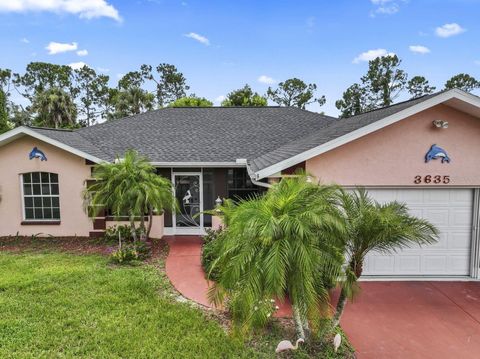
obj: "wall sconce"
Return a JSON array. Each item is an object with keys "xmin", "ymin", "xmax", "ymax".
[{"xmin": 433, "ymin": 119, "xmax": 449, "ymax": 129}]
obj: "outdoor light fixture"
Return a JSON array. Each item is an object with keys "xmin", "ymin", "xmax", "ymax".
[{"xmin": 433, "ymin": 119, "xmax": 449, "ymax": 129}]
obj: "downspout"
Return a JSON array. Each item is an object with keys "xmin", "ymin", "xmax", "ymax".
[{"xmin": 236, "ymin": 158, "xmax": 272, "ymax": 189}]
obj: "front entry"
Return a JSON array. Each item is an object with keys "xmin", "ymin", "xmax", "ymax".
[{"xmin": 173, "ymin": 172, "xmax": 204, "ymax": 235}]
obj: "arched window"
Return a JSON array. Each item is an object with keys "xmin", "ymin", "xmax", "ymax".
[{"xmin": 21, "ymin": 172, "xmax": 60, "ymax": 221}]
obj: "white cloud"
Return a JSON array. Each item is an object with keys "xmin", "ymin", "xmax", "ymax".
[
  {"xmin": 214, "ymin": 95, "xmax": 225, "ymax": 104},
  {"xmin": 68, "ymin": 61, "xmax": 88, "ymax": 70},
  {"xmin": 409, "ymin": 45, "xmax": 430, "ymax": 54},
  {"xmin": 20, "ymin": 37, "xmax": 29, "ymax": 43},
  {"xmin": 0, "ymin": 0, "xmax": 121, "ymax": 22},
  {"xmin": 353, "ymin": 48, "xmax": 395, "ymax": 63},
  {"xmin": 76, "ymin": 49, "xmax": 88, "ymax": 56},
  {"xmin": 46, "ymin": 41, "xmax": 77, "ymax": 54},
  {"xmin": 435, "ymin": 23, "xmax": 466, "ymax": 38},
  {"xmin": 258, "ymin": 75, "xmax": 276, "ymax": 85},
  {"xmin": 184, "ymin": 32, "xmax": 210, "ymax": 46},
  {"xmin": 370, "ymin": 0, "xmax": 401, "ymax": 16}
]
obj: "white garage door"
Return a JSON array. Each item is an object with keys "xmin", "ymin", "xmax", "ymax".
[{"xmin": 363, "ymin": 188, "xmax": 473, "ymax": 277}]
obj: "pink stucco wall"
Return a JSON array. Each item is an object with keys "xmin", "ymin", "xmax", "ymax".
[
  {"xmin": 306, "ymin": 105, "xmax": 480, "ymax": 187},
  {"xmin": 0, "ymin": 135, "xmax": 93, "ymax": 237}
]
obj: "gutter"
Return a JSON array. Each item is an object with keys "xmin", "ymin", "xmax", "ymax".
[{"xmin": 236, "ymin": 158, "xmax": 272, "ymax": 189}]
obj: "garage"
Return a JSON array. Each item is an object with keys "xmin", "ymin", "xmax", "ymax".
[{"xmin": 363, "ymin": 188, "xmax": 473, "ymax": 277}]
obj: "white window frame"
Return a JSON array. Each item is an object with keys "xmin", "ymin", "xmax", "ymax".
[{"xmin": 20, "ymin": 172, "xmax": 61, "ymax": 222}]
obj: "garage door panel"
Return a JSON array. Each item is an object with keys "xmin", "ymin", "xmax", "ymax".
[
  {"xmin": 363, "ymin": 189, "xmax": 472, "ymax": 277},
  {"xmin": 396, "ymin": 255, "xmax": 421, "ymax": 273}
]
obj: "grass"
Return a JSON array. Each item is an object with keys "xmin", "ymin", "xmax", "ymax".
[{"xmin": 0, "ymin": 243, "xmax": 354, "ymax": 358}]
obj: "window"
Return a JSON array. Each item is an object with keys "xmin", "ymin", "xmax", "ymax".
[
  {"xmin": 22, "ymin": 172, "xmax": 60, "ymax": 221},
  {"xmin": 227, "ymin": 168, "xmax": 266, "ymax": 200}
]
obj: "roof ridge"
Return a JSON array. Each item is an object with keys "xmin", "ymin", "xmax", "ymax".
[
  {"xmin": 346, "ymin": 90, "xmax": 446, "ymax": 118},
  {"xmin": 27, "ymin": 125, "xmax": 74, "ymax": 132}
]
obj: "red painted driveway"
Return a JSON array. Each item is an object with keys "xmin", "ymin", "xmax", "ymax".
[
  {"xmin": 164, "ymin": 236, "xmax": 480, "ymax": 358},
  {"xmin": 341, "ymin": 281, "xmax": 480, "ymax": 359}
]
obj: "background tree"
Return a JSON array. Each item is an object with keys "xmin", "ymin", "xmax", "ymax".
[
  {"xmin": 73, "ymin": 66, "xmax": 110, "ymax": 126},
  {"xmin": 332, "ymin": 188, "xmax": 438, "ymax": 327},
  {"xmin": 221, "ymin": 84, "xmax": 267, "ymax": 107},
  {"xmin": 83, "ymin": 150, "xmax": 175, "ymax": 240},
  {"xmin": 336, "ymin": 55, "xmax": 407, "ymax": 117},
  {"xmin": 13, "ymin": 62, "xmax": 73, "ymax": 100},
  {"xmin": 143, "ymin": 63, "xmax": 190, "ymax": 107},
  {"xmin": 108, "ymin": 87, "xmax": 155, "ymax": 120},
  {"xmin": 444, "ymin": 73, "xmax": 480, "ymax": 92},
  {"xmin": 267, "ymin": 78, "xmax": 325, "ymax": 109},
  {"xmin": 169, "ymin": 95, "xmax": 213, "ymax": 107},
  {"xmin": 0, "ymin": 69, "xmax": 14, "ymax": 132},
  {"xmin": 31, "ymin": 88, "xmax": 77, "ymax": 128},
  {"xmin": 335, "ymin": 83, "xmax": 368, "ymax": 118},
  {"xmin": 0, "ymin": 89, "xmax": 12, "ymax": 133},
  {"xmin": 361, "ymin": 55, "xmax": 407, "ymax": 108},
  {"xmin": 407, "ymin": 76, "xmax": 436, "ymax": 98}
]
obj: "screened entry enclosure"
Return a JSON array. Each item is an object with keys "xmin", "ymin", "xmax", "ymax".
[{"xmin": 159, "ymin": 167, "xmax": 266, "ymax": 235}]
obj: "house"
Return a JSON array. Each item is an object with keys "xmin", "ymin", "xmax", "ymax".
[{"xmin": 0, "ymin": 88, "xmax": 479, "ymax": 279}]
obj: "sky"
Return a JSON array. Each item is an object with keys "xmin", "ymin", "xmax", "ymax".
[{"xmin": 0, "ymin": 0, "xmax": 479, "ymax": 116}]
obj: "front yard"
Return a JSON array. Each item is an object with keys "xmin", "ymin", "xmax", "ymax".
[{"xmin": 0, "ymin": 238, "xmax": 354, "ymax": 358}]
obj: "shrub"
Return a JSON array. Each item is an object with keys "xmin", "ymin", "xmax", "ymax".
[
  {"xmin": 201, "ymin": 228, "xmax": 225, "ymax": 281},
  {"xmin": 110, "ymin": 242, "xmax": 151, "ymax": 264},
  {"xmin": 104, "ymin": 225, "xmax": 143, "ymax": 243}
]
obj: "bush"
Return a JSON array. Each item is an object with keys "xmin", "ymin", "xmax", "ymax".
[
  {"xmin": 110, "ymin": 242, "xmax": 151, "ymax": 264},
  {"xmin": 201, "ymin": 228, "xmax": 225, "ymax": 281},
  {"xmin": 104, "ymin": 225, "xmax": 143, "ymax": 243}
]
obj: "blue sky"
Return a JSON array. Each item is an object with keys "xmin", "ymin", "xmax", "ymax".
[{"xmin": 0, "ymin": 0, "xmax": 478, "ymax": 116}]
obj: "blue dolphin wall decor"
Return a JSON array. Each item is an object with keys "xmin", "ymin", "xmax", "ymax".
[
  {"xmin": 425, "ymin": 144, "xmax": 450, "ymax": 163},
  {"xmin": 29, "ymin": 147, "xmax": 48, "ymax": 161}
]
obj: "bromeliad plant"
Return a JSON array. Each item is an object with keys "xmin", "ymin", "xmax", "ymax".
[
  {"xmin": 332, "ymin": 188, "xmax": 439, "ymax": 327},
  {"xmin": 208, "ymin": 176, "xmax": 346, "ymax": 339},
  {"xmin": 83, "ymin": 150, "xmax": 176, "ymax": 242}
]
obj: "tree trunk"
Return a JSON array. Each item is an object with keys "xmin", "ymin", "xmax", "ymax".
[
  {"xmin": 292, "ymin": 305, "xmax": 306, "ymax": 340},
  {"xmin": 332, "ymin": 287, "xmax": 348, "ymax": 328},
  {"xmin": 139, "ymin": 212, "xmax": 147, "ymax": 241},
  {"xmin": 146, "ymin": 206, "xmax": 153, "ymax": 240},
  {"xmin": 333, "ymin": 259, "xmax": 364, "ymax": 328},
  {"xmin": 129, "ymin": 213, "xmax": 138, "ymax": 243}
]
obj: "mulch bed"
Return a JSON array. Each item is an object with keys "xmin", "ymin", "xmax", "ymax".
[{"xmin": 0, "ymin": 235, "xmax": 169, "ymax": 259}]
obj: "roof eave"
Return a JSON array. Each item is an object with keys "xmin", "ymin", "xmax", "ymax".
[
  {"xmin": 253, "ymin": 89, "xmax": 480, "ymax": 180},
  {"xmin": 0, "ymin": 126, "xmax": 107, "ymax": 164}
]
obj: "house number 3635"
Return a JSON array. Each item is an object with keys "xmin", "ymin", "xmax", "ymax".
[{"xmin": 413, "ymin": 175, "xmax": 450, "ymax": 184}]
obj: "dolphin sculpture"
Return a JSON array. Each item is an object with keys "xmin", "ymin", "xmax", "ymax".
[
  {"xmin": 29, "ymin": 147, "xmax": 47, "ymax": 161},
  {"xmin": 425, "ymin": 144, "xmax": 450, "ymax": 163}
]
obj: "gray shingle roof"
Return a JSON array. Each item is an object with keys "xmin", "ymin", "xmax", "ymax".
[
  {"xmin": 28, "ymin": 127, "xmax": 110, "ymax": 161},
  {"xmin": 74, "ymin": 107, "xmax": 336, "ymax": 163},
  {"xmin": 25, "ymin": 92, "xmax": 446, "ymax": 170},
  {"xmin": 250, "ymin": 93, "xmax": 439, "ymax": 173}
]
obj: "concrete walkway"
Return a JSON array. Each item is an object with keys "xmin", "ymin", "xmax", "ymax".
[{"xmin": 164, "ymin": 235, "xmax": 480, "ymax": 358}]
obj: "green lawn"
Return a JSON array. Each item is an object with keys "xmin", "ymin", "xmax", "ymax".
[
  {"xmin": 0, "ymin": 248, "xmax": 354, "ymax": 358},
  {"xmin": 0, "ymin": 251, "xmax": 260, "ymax": 358}
]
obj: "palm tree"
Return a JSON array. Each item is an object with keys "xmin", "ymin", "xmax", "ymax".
[
  {"xmin": 83, "ymin": 150, "xmax": 175, "ymax": 241},
  {"xmin": 109, "ymin": 87, "xmax": 155, "ymax": 120},
  {"xmin": 332, "ymin": 188, "xmax": 439, "ymax": 327},
  {"xmin": 208, "ymin": 176, "xmax": 346, "ymax": 339},
  {"xmin": 32, "ymin": 88, "xmax": 77, "ymax": 128}
]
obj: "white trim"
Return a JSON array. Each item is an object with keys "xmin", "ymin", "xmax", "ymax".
[
  {"xmin": 254, "ymin": 89, "xmax": 480, "ymax": 179},
  {"xmin": 471, "ymin": 189, "xmax": 480, "ymax": 279},
  {"xmin": 172, "ymin": 171, "xmax": 204, "ymax": 235},
  {"xmin": 152, "ymin": 161, "xmax": 246, "ymax": 168},
  {"xmin": 0, "ymin": 126, "xmax": 105, "ymax": 164}
]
